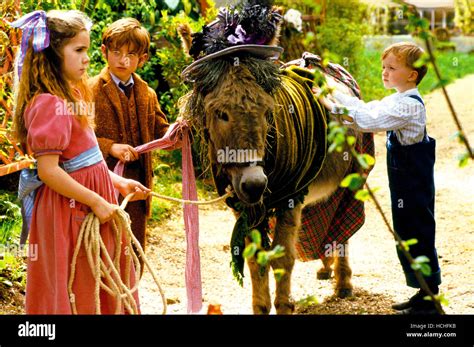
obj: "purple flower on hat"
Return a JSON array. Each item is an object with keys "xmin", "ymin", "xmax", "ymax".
[
  {"xmin": 228, "ymin": 25, "xmax": 268, "ymax": 45},
  {"xmin": 9, "ymin": 10, "xmax": 50, "ymax": 77}
]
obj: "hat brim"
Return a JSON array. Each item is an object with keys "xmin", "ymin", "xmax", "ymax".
[{"xmin": 181, "ymin": 44, "xmax": 284, "ymax": 81}]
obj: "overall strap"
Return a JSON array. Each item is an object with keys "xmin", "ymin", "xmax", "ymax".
[
  {"xmin": 387, "ymin": 94, "xmax": 427, "ymax": 143},
  {"xmin": 408, "ymin": 94, "xmax": 427, "ymax": 139},
  {"xmin": 408, "ymin": 94, "xmax": 425, "ymax": 107}
]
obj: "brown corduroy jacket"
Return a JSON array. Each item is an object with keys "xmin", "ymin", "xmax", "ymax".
[{"xmin": 90, "ymin": 67, "xmax": 169, "ymax": 216}]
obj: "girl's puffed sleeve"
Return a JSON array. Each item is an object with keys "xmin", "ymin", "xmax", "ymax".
[{"xmin": 25, "ymin": 94, "xmax": 73, "ymax": 157}]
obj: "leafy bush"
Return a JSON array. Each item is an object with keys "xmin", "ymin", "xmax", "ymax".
[
  {"xmin": 18, "ymin": 0, "xmax": 215, "ymax": 122},
  {"xmin": 0, "ymin": 190, "xmax": 21, "ymax": 245},
  {"xmin": 316, "ymin": 0, "xmax": 370, "ymax": 77}
]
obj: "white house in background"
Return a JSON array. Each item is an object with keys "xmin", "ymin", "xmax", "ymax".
[
  {"xmin": 361, "ymin": 0, "xmax": 456, "ymax": 34},
  {"xmin": 405, "ymin": 0, "xmax": 455, "ymax": 30}
]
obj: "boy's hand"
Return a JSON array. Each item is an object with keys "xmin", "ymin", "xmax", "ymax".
[
  {"xmin": 117, "ymin": 178, "xmax": 150, "ymax": 201},
  {"xmin": 319, "ymin": 95, "xmax": 336, "ymax": 112},
  {"xmin": 110, "ymin": 143, "xmax": 139, "ymax": 163}
]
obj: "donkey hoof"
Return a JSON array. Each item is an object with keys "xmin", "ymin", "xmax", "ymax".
[
  {"xmin": 336, "ymin": 288, "xmax": 353, "ymax": 298},
  {"xmin": 275, "ymin": 301, "xmax": 295, "ymax": 315},
  {"xmin": 317, "ymin": 269, "xmax": 332, "ymax": 280},
  {"xmin": 253, "ymin": 305, "xmax": 271, "ymax": 315}
]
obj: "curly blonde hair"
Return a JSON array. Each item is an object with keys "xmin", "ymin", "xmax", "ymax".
[{"xmin": 13, "ymin": 10, "xmax": 93, "ymax": 144}]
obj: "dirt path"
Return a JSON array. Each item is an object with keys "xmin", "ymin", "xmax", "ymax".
[{"xmin": 139, "ymin": 75, "xmax": 474, "ymax": 314}]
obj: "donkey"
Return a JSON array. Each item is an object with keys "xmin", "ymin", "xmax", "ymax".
[{"xmin": 178, "ymin": 23, "xmax": 366, "ymax": 314}]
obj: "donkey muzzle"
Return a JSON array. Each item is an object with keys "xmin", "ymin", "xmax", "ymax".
[{"xmin": 231, "ymin": 165, "xmax": 267, "ymax": 205}]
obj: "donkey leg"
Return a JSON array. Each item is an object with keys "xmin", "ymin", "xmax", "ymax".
[
  {"xmin": 246, "ymin": 236, "xmax": 271, "ymax": 314},
  {"xmin": 317, "ymin": 254, "xmax": 334, "ymax": 280},
  {"xmin": 334, "ymin": 241, "xmax": 353, "ymax": 298},
  {"xmin": 271, "ymin": 205, "xmax": 302, "ymax": 314}
]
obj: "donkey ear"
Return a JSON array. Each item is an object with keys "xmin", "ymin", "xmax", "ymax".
[
  {"xmin": 267, "ymin": 6, "xmax": 283, "ymax": 47},
  {"xmin": 177, "ymin": 23, "xmax": 193, "ymax": 56}
]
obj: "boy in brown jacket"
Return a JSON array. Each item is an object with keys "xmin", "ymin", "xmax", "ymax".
[{"xmin": 90, "ymin": 18, "xmax": 170, "ymax": 274}]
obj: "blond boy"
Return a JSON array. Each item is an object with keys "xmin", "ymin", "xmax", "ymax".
[{"xmin": 321, "ymin": 42, "xmax": 441, "ymax": 314}]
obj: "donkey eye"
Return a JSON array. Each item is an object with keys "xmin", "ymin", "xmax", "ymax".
[{"xmin": 216, "ymin": 111, "xmax": 229, "ymax": 122}]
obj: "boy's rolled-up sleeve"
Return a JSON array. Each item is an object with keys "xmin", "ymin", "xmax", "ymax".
[{"xmin": 333, "ymin": 91, "xmax": 411, "ymax": 133}]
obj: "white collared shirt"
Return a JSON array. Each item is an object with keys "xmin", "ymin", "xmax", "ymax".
[
  {"xmin": 109, "ymin": 72, "xmax": 134, "ymax": 94},
  {"xmin": 333, "ymin": 87, "xmax": 427, "ymax": 145}
]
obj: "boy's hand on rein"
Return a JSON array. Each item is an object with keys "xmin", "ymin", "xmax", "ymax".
[
  {"xmin": 118, "ymin": 178, "xmax": 151, "ymax": 201},
  {"xmin": 110, "ymin": 143, "xmax": 139, "ymax": 163}
]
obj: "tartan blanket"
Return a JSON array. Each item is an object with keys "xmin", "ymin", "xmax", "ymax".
[
  {"xmin": 296, "ymin": 132, "xmax": 374, "ymax": 261},
  {"xmin": 285, "ymin": 52, "xmax": 376, "ymax": 261}
]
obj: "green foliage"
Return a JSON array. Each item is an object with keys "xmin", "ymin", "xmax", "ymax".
[
  {"xmin": 243, "ymin": 229, "xmax": 286, "ymax": 282},
  {"xmin": 297, "ymin": 294, "xmax": 318, "ymax": 307},
  {"xmin": 424, "ymin": 293, "xmax": 449, "ymax": 306},
  {"xmin": 399, "ymin": 238, "xmax": 418, "ymax": 251},
  {"xmin": 411, "ymin": 255, "xmax": 432, "ymax": 277},
  {"xmin": 454, "ymin": 0, "xmax": 473, "ymax": 35},
  {"xmin": 0, "ymin": 251, "xmax": 26, "ymax": 289},
  {"xmin": 16, "ymin": 0, "xmax": 215, "ymax": 124},
  {"xmin": 0, "ymin": 191, "xmax": 21, "ymax": 246},
  {"xmin": 340, "ymin": 173, "xmax": 364, "ymax": 192},
  {"xmin": 149, "ymin": 149, "xmax": 214, "ymax": 224},
  {"xmin": 316, "ymin": 0, "xmax": 369, "ymax": 76}
]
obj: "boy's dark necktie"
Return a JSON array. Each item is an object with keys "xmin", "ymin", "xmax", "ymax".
[{"xmin": 119, "ymin": 82, "xmax": 133, "ymax": 98}]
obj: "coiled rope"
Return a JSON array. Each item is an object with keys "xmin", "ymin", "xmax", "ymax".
[{"xmin": 68, "ymin": 186, "xmax": 233, "ymax": 315}]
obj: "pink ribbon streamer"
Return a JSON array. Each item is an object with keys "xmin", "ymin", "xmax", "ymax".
[{"xmin": 113, "ymin": 120, "xmax": 202, "ymax": 313}]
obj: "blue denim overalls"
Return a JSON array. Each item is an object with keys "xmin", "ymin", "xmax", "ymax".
[{"xmin": 386, "ymin": 95, "xmax": 441, "ymax": 289}]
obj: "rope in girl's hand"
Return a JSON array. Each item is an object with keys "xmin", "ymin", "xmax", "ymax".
[
  {"xmin": 67, "ymin": 206, "xmax": 166, "ymax": 314},
  {"xmin": 68, "ymin": 186, "xmax": 233, "ymax": 315}
]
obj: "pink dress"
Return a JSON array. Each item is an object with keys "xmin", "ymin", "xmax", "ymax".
[{"xmin": 24, "ymin": 94, "xmax": 140, "ymax": 314}]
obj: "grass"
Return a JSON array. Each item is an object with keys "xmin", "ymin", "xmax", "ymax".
[
  {"xmin": 148, "ymin": 149, "xmax": 215, "ymax": 225},
  {"xmin": 355, "ymin": 51, "xmax": 474, "ymax": 102},
  {"xmin": 0, "ymin": 191, "xmax": 22, "ymax": 246}
]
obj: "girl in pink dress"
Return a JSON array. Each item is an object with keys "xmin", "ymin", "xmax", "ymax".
[{"xmin": 11, "ymin": 10, "xmax": 148, "ymax": 314}]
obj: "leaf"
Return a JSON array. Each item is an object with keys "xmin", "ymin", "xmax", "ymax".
[
  {"xmin": 346, "ymin": 135, "xmax": 356, "ymax": 146},
  {"xmin": 414, "ymin": 255, "xmax": 430, "ymax": 264},
  {"xmin": 356, "ymin": 154, "xmax": 375, "ymax": 170},
  {"xmin": 274, "ymin": 268, "xmax": 286, "ymax": 282},
  {"xmin": 362, "ymin": 154, "xmax": 375, "ymax": 166},
  {"xmin": 340, "ymin": 173, "xmax": 364, "ymax": 191},
  {"xmin": 257, "ymin": 252, "xmax": 270, "ymax": 266},
  {"xmin": 243, "ymin": 243, "xmax": 257, "ymax": 259},
  {"xmin": 424, "ymin": 293, "xmax": 449, "ymax": 306},
  {"xmin": 354, "ymin": 189, "xmax": 370, "ymax": 201},
  {"xmin": 249, "ymin": 229, "xmax": 261, "ymax": 247},
  {"xmin": 297, "ymin": 295, "xmax": 318, "ymax": 307},
  {"xmin": 420, "ymin": 263, "xmax": 432, "ymax": 276},
  {"xmin": 401, "ymin": 238, "xmax": 418, "ymax": 251},
  {"xmin": 457, "ymin": 151, "xmax": 470, "ymax": 168},
  {"xmin": 270, "ymin": 245, "xmax": 285, "ymax": 259},
  {"xmin": 207, "ymin": 303, "xmax": 223, "ymax": 315},
  {"xmin": 328, "ymin": 142, "xmax": 339, "ymax": 153},
  {"xmin": 405, "ymin": 238, "xmax": 418, "ymax": 246}
]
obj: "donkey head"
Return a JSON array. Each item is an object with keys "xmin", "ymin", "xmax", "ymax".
[{"xmin": 204, "ymin": 63, "xmax": 275, "ymax": 204}]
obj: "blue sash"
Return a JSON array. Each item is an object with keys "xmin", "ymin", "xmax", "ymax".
[{"xmin": 18, "ymin": 145, "xmax": 104, "ymax": 244}]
